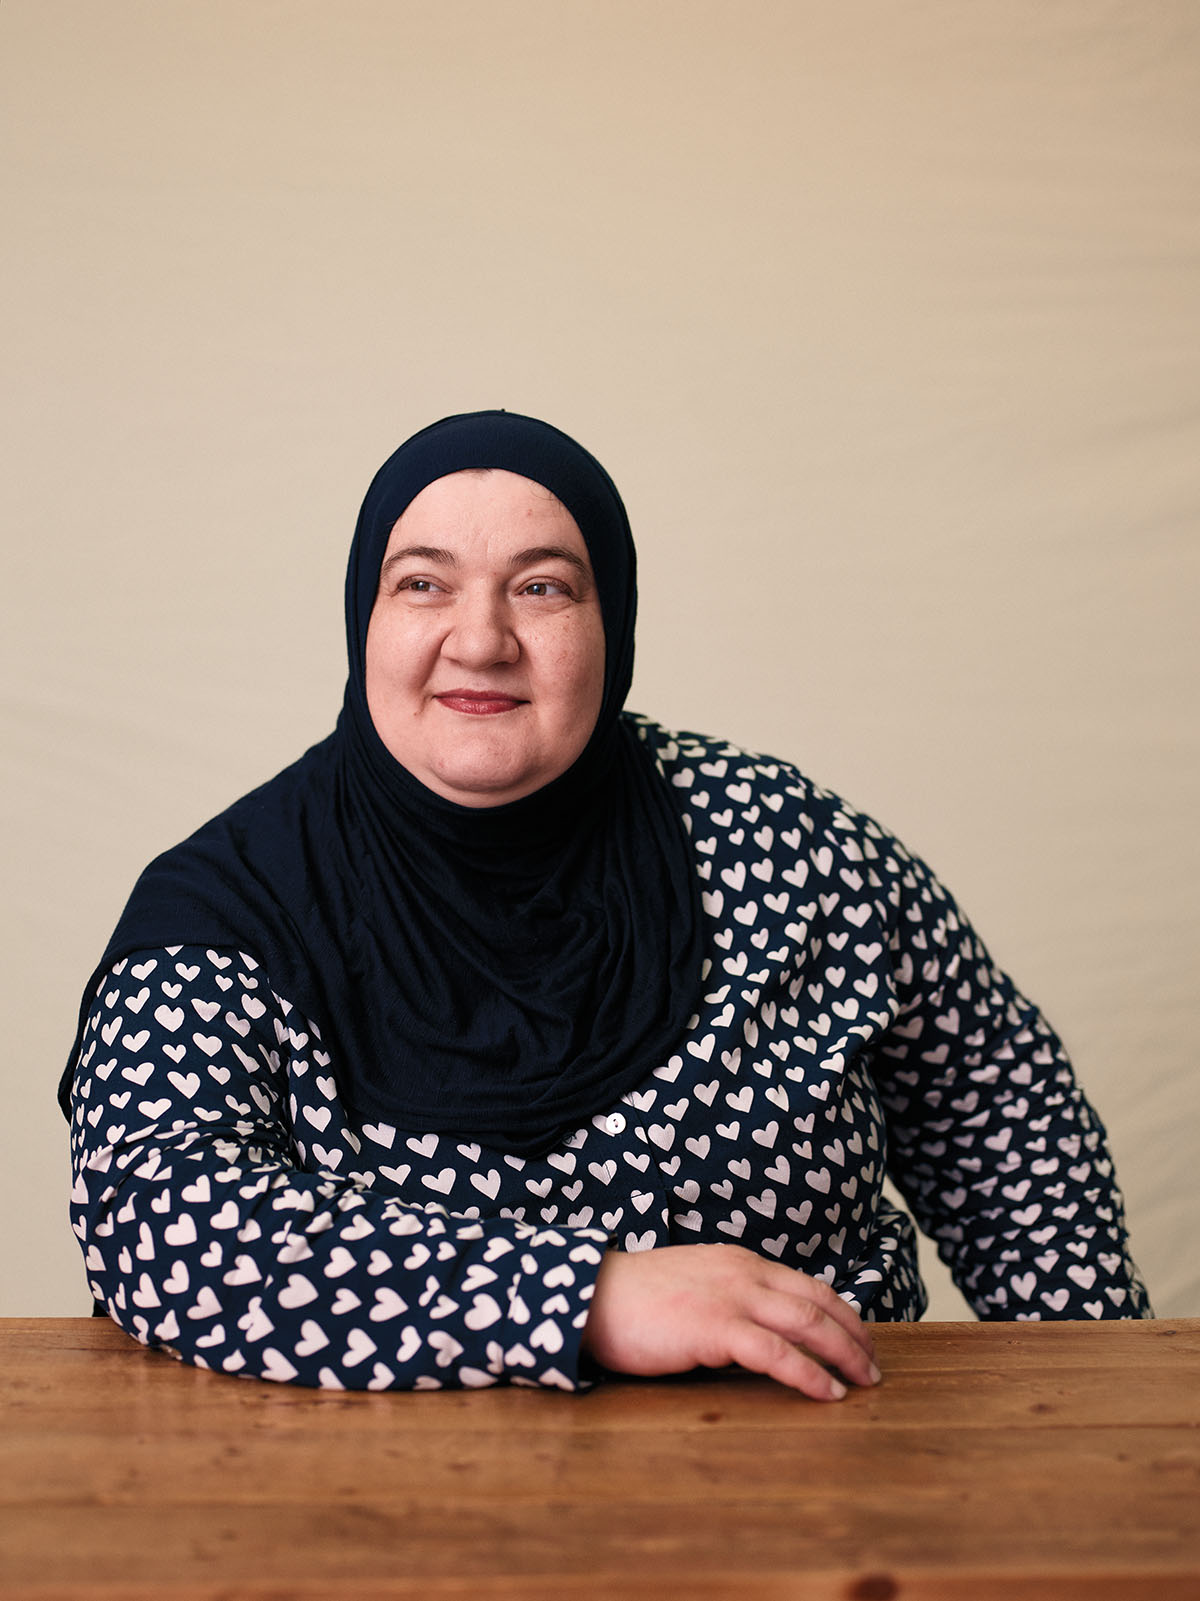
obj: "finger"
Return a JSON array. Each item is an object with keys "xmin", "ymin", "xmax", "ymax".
[
  {"xmin": 726, "ymin": 1321, "xmax": 852, "ymax": 1401},
  {"xmin": 757, "ymin": 1262, "xmax": 877, "ymax": 1359},
  {"xmin": 753, "ymin": 1286, "xmax": 881, "ymax": 1388}
]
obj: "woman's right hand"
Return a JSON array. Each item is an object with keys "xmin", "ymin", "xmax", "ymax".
[{"xmin": 580, "ymin": 1243, "xmax": 881, "ymax": 1401}]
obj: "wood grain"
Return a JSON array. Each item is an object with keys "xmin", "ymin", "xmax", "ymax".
[{"xmin": 2, "ymin": 1318, "xmax": 1197, "ymax": 1600}]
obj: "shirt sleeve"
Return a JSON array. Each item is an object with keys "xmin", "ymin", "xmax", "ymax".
[
  {"xmin": 66, "ymin": 946, "xmax": 610, "ymax": 1389},
  {"xmin": 868, "ymin": 838, "xmax": 1153, "ymax": 1320}
]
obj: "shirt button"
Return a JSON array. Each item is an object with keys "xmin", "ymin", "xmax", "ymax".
[{"xmin": 605, "ymin": 1113, "xmax": 627, "ymax": 1136}]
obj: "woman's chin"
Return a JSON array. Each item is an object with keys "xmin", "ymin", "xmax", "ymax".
[
  {"xmin": 409, "ymin": 721, "xmax": 589, "ymax": 808},
  {"xmin": 418, "ymin": 753, "xmax": 546, "ymax": 808}
]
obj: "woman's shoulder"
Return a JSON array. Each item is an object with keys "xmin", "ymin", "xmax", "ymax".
[
  {"xmin": 624, "ymin": 713, "xmax": 897, "ymax": 852},
  {"xmin": 626, "ymin": 713, "xmax": 807, "ymax": 780},
  {"xmin": 64, "ymin": 736, "xmax": 342, "ymax": 1106}
]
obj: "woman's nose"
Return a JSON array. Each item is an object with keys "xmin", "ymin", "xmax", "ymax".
[{"xmin": 443, "ymin": 590, "xmax": 519, "ymax": 667}]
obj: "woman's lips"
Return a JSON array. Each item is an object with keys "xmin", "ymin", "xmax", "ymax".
[{"xmin": 434, "ymin": 690, "xmax": 527, "ymax": 716}]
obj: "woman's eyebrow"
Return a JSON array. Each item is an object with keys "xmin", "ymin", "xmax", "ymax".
[
  {"xmin": 379, "ymin": 544, "xmax": 456, "ymax": 579},
  {"xmin": 508, "ymin": 545, "xmax": 591, "ymax": 577}
]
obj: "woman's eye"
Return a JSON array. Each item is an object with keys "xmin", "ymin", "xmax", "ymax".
[
  {"xmin": 521, "ymin": 579, "xmax": 569, "ymax": 598},
  {"xmin": 397, "ymin": 577, "xmax": 439, "ymax": 594}
]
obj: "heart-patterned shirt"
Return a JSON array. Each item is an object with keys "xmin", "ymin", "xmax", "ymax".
[{"xmin": 66, "ymin": 720, "xmax": 1151, "ymax": 1389}]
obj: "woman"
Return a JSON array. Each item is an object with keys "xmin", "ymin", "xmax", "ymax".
[{"xmin": 62, "ymin": 411, "xmax": 1151, "ymax": 1399}]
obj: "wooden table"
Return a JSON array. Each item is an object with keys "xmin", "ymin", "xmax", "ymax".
[{"xmin": 2, "ymin": 1317, "xmax": 1197, "ymax": 1599}]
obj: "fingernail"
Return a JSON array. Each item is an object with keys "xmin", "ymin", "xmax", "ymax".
[
  {"xmin": 868, "ymin": 1362, "xmax": 882, "ymax": 1385},
  {"xmin": 829, "ymin": 1378, "xmax": 847, "ymax": 1400}
]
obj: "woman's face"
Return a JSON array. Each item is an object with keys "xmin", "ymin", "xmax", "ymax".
[{"xmin": 365, "ymin": 469, "xmax": 606, "ymax": 807}]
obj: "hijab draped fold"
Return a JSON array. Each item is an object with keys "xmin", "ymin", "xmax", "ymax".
[{"xmin": 63, "ymin": 411, "xmax": 703, "ymax": 1157}]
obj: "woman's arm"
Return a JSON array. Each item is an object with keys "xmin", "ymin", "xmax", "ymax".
[
  {"xmin": 68, "ymin": 946, "xmax": 608, "ymax": 1389},
  {"xmin": 871, "ymin": 847, "xmax": 1152, "ymax": 1320}
]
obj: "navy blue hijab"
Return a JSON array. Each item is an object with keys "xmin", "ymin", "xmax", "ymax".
[{"xmin": 63, "ymin": 412, "xmax": 703, "ymax": 1156}]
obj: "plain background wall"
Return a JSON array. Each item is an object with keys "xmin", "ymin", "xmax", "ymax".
[{"xmin": 2, "ymin": 0, "xmax": 1196, "ymax": 1320}]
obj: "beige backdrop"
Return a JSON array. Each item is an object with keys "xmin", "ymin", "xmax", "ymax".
[{"xmin": 2, "ymin": 1, "xmax": 1197, "ymax": 1320}]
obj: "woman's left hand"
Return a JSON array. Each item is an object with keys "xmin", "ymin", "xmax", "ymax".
[{"xmin": 580, "ymin": 1242, "xmax": 881, "ymax": 1400}]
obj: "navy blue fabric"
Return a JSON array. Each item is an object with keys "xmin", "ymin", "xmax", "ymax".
[{"xmin": 62, "ymin": 412, "xmax": 703, "ymax": 1155}]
